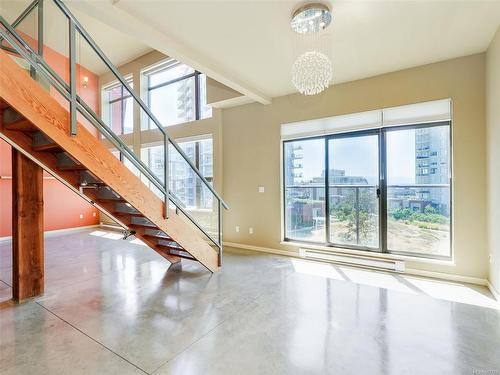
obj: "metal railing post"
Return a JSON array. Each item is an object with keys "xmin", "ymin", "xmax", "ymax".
[
  {"xmin": 163, "ymin": 133, "xmax": 169, "ymax": 219},
  {"xmin": 37, "ymin": 0, "xmax": 43, "ymax": 57},
  {"xmin": 355, "ymin": 187, "xmax": 360, "ymax": 245},
  {"xmin": 68, "ymin": 18, "xmax": 77, "ymax": 136},
  {"xmin": 218, "ymin": 199, "xmax": 222, "ymax": 266}
]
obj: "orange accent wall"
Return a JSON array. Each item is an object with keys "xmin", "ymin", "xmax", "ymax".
[
  {"xmin": 0, "ymin": 36, "xmax": 101, "ymax": 238},
  {"xmin": 0, "ymin": 142, "xmax": 99, "ymax": 237}
]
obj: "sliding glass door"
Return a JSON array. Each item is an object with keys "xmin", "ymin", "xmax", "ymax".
[
  {"xmin": 283, "ymin": 121, "xmax": 451, "ymax": 259},
  {"xmin": 328, "ymin": 132, "xmax": 380, "ymax": 250}
]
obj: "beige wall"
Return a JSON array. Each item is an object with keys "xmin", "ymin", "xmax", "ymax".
[
  {"xmin": 206, "ymin": 77, "xmax": 243, "ymax": 105},
  {"xmin": 487, "ymin": 26, "xmax": 500, "ymax": 293},
  {"xmin": 221, "ymin": 53, "xmax": 487, "ymax": 280}
]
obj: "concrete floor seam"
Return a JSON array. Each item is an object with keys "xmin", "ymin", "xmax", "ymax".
[
  {"xmin": 35, "ymin": 301, "xmax": 150, "ymax": 375},
  {"xmin": 150, "ymin": 267, "xmax": 292, "ymax": 374}
]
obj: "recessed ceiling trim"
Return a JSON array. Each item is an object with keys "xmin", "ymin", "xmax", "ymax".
[{"xmin": 68, "ymin": 1, "xmax": 271, "ymax": 105}]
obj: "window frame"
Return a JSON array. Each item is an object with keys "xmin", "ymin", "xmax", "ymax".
[
  {"xmin": 102, "ymin": 75, "xmax": 134, "ymax": 136},
  {"xmin": 282, "ymin": 120, "xmax": 452, "ymax": 260},
  {"xmin": 140, "ymin": 136, "xmax": 214, "ymax": 209},
  {"xmin": 144, "ymin": 60, "xmax": 208, "ymax": 129}
]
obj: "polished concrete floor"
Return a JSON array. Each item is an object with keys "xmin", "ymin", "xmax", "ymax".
[{"xmin": 0, "ymin": 228, "xmax": 499, "ymax": 375}]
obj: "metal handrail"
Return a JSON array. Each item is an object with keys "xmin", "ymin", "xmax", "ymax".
[
  {"xmin": 1, "ymin": 0, "xmax": 227, "ymax": 208},
  {"xmin": 0, "ymin": 1, "xmax": 227, "ymax": 258},
  {"xmin": 52, "ymin": 0, "xmax": 228, "ymax": 210}
]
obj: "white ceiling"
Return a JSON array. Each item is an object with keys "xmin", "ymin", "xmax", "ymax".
[
  {"xmin": 70, "ymin": 0, "xmax": 500, "ymax": 100},
  {"xmin": 1, "ymin": 0, "xmax": 152, "ymax": 75}
]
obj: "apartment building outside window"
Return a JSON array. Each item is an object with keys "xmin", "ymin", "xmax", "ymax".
[{"xmin": 144, "ymin": 61, "xmax": 212, "ymax": 129}]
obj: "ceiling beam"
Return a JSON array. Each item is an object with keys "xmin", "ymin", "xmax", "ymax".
[{"xmin": 67, "ymin": 1, "xmax": 272, "ymax": 105}]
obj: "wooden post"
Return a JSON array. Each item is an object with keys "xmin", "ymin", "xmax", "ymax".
[{"xmin": 12, "ymin": 149, "xmax": 44, "ymax": 302}]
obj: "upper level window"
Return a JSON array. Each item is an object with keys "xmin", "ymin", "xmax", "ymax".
[
  {"xmin": 141, "ymin": 137, "xmax": 213, "ymax": 209},
  {"xmin": 144, "ymin": 61, "xmax": 212, "ymax": 129},
  {"xmin": 102, "ymin": 76, "xmax": 134, "ymax": 135}
]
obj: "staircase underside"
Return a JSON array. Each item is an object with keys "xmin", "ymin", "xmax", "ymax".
[{"xmin": 0, "ymin": 49, "xmax": 219, "ymax": 273}]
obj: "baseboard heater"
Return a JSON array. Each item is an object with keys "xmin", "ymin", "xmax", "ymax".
[{"xmin": 300, "ymin": 248, "xmax": 405, "ymax": 272}]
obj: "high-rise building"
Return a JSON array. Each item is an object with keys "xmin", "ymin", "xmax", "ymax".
[
  {"xmin": 415, "ymin": 127, "xmax": 450, "ymax": 213},
  {"xmin": 177, "ymin": 76, "xmax": 195, "ymax": 122},
  {"xmin": 284, "ymin": 143, "xmax": 304, "ymax": 185}
]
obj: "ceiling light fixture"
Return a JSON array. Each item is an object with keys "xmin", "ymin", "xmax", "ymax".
[
  {"xmin": 291, "ymin": 3, "xmax": 332, "ymax": 35},
  {"xmin": 290, "ymin": 2, "xmax": 333, "ymax": 95},
  {"xmin": 292, "ymin": 51, "xmax": 332, "ymax": 96}
]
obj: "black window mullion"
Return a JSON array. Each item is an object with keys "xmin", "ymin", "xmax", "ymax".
[
  {"xmin": 147, "ymin": 72, "xmax": 196, "ymax": 92},
  {"xmin": 195, "ymin": 71, "xmax": 201, "ymax": 120},
  {"xmin": 380, "ymin": 128, "xmax": 388, "ymax": 253},
  {"xmin": 324, "ymin": 137, "xmax": 330, "ymax": 245}
]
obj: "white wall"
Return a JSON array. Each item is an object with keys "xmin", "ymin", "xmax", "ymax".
[{"xmin": 486, "ymin": 26, "xmax": 500, "ymax": 295}]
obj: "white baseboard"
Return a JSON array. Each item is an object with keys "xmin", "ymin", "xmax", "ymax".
[
  {"xmin": 488, "ymin": 281, "xmax": 500, "ymax": 301},
  {"xmin": 224, "ymin": 241, "xmax": 304, "ymax": 259},
  {"xmin": 0, "ymin": 224, "xmax": 99, "ymax": 243},
  {"xmin": 405, "ymin": 268, "xmax": 488, "ymax": 286},
  {"xmin": 224, "ymin": 241, "xmax": 489, "ymax": 286},
  {"xmin": 99, "ymin": 223, "xmax": 124, "ymax": 231}
]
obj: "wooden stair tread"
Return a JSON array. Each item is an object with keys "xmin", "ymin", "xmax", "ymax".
[
  {"xmin": 57, "ymin": 164, "xmax": 87, "ymax": 171},
  {"xmin": 129, "ymin": 223, "xmax": 158, "ymax": 229},
  {"xmin": 33, "ymin": 143, "xmax": 62, "ymax": 152},
  {"xmin": 113, "ymin": 211, "xmax": 143, "ymax": 217},
  {"xmin": 0, "ymin": 99, "xmax": 10, "ymax": 110},
  {"xmin": 157, "ymin": 243, "xmax": 183, "ymax": 251},
  {"xmin": 165, "ymin": 249, "xmax": 196, "ymax": 261},
  {"xmin": 5, "ymin": 118, "xmax": 37, "ymax": 132},
  {"xmin": 96, "ymin": 197, "xmax": 126, "ymax": 203},
  {"xmin": 142, "ymin": 233, "xmax": 172, "ymax": 241}
]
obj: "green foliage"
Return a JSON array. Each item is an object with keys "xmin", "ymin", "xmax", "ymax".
[
  {"xmin": 390, "ymin": 204, "xmax": 449, "ymax": 225},
  {"xmin": 331, "ymin": 191, "xmax": 377, "ymax": 243}
]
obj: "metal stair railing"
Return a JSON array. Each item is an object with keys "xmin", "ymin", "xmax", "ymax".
[{"xmin": 0, "ymin": 0, "xmax": 228, "ymax": 265}]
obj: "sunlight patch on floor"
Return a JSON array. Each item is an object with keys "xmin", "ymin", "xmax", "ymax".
[
  {"xmin": 129, "ymin": 238, "xmax": 148, "ymax": 246},
  {"xmin": 291, "ymin": 258, "xmax": 499, "ymax": 309},
  {"xmin": 89, "ymin": 230, "xmax": 123, "ymax": 240}
]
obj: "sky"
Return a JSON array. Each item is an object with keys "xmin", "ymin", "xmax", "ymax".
[{"xmin": 294, "ymin": 130, "xmax": 417, "ymax": 185}]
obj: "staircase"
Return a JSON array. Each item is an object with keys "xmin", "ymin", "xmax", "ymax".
[{"xmin": 0, "ymin": 0, "xmax": 227, "ymax": 273}]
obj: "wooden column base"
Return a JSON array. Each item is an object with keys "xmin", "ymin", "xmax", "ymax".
[{"xmin": 12, "ymin": 149, "xmax": 44, "ymax": 302}]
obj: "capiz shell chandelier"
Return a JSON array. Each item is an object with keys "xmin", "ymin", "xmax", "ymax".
[
  {"xmin": 291, "ymin": 2, "xmax": 333, "ymax": 95},
  {"xmin": 292, "ymin": 51, "xmax": 332, "ymax": 95}
]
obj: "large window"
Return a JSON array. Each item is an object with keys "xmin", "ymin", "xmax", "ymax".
[
  {"xmin": 386, "ymin": 125, "xmax": 451, "ymax": 257},
  {"xmin": 141, "ymin": 138, "xmax": 213, "ymax": 209},
  {"xmin": 283, "ymin": 122, "xmax": 451, "ymax": 259},
  {"xmin": 102, "ymin": 76, "xmax": 134, "ymax": 135},
  {"xmin": 145, "ymin": 61, "xmax": 212, "ymax": 129}
]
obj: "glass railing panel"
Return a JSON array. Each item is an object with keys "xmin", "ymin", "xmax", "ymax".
[
  {"xmin": 139, "ymin": 126, "xmax": 167, "ymax": 198},
  {"xmin": 285, "ymin": 186, "xmax": 325, "ymax": 243},
  {"xmin": 1, "ymin": 0, "xmax": 33, "ymax": 24},
  {"xmin": 168, "ymin": 142, "xmax": 219, "ymax": 241},
  {"xmin": 40, "ymin": 0, "xmax": 70, "ymax": 84},
  {"xmin": 387, "ymin": 186, "xmax": 450, "ymax": 257},
  {"xmin": 3, "ymin": 0, "xmax": 38, "ymax": 51},
  {"xmin": 74, "ymin": 28, "xmax": 143, "ymax": 179},
  {"xmin": 0, "ymin": 14, "xmax": 68, "ymax": 109},
  {"xmin": 329, "ymin": 186, "xmax": 379, "ymax": 248}
]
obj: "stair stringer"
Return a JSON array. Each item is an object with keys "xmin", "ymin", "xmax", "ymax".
[{"xmin": 0, "ymin": 49, "xmax": 220, "ymax": 273}]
